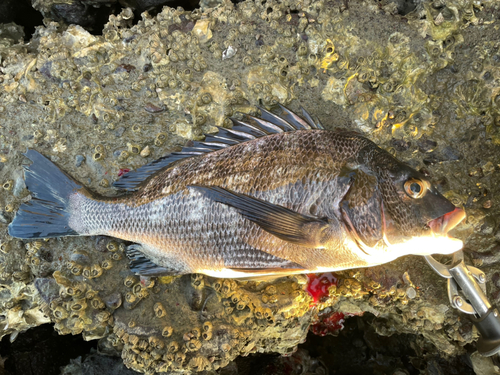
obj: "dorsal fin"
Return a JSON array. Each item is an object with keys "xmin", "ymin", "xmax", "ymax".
[
  {"xmin": 258, "ymin": 106, "xmax": 297, "ymax": 131},
  {"xmin": 113, "ymin": 105, "xmax": 323, "ymax": 191},
  {"xmin": 276, "ymin": 104, "xmax": 313, "ymax": 129}
]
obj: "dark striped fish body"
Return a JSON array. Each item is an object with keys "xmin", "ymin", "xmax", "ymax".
[{"xmin": 8, "ymin": 106, "xmax": 465, "ymax": 277}]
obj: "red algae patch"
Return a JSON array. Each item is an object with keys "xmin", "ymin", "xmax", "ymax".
[
  {"xmin": 310, "ymin": 312, "xmax": 353, "ymax": 336},
  {"xmin": 118, "ymin": 168, "xmax": 130, "ymax": 177},
  {"xmin": 306, "ymin": 273, "xmax": 338, "ymax": 305}
]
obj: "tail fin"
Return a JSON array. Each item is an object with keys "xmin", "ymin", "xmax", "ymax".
[{"xmin": 8, "ymin": 150, "xmax": 83, "ymax": 239}]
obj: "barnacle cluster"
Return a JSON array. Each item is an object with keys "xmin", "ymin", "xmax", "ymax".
[
  {"xmin": 108, "ymin": 274, "xmax": 313, "ymax": 373},
  {"xmin": 1, "ymin": 0, "xmax": 500, "ymax": 372},
  {"xmin": 0, "ymin": 238, "xmax": 51, "ymax": 340},
  {"xmin": 46, "ymin": 239, "xmax": 128, "ymax": 340}
]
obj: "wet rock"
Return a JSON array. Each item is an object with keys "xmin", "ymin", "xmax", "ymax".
[
  {"xmin": 442, "ymin": 146, "xmax": 461, "ymax": 161},
  {"xmin": 417, "ymin": 137, "xmax": 437, "ymax": 153},
  {"xmin": 115, "ymin": 127, "xmax": 126, "ymax": 138},
  {"xmin": 469, "ymin": 244, "xmax": 500, "ymax": 266},
  {"xmin": 120, "ymin": 0, "xmax": 185, "ymax": 13},
  {"xmin": 34, "ymin": 278, "xmax": 60, "ymax": 304},
  {"xmin": 0, "ymin": 22, "xmax": 25, "ymax": 45},
  {"xmin": 480, "ymin": 216, "xmax": 496, "ymax": 235},
  {"xmin": 44, "ymin": 1, "xmax": 113, "ymax": 31},
  {"xmin": 61, "ymin": 349, "xmax": 138, "ymax": 375},
  {"xmin": 423, "ymin": 146, "xmax": 462, "ymax": 165},
  {"xmin": 75, "ymin": 154, "xmax": 85, "ymax": 167},
  {"xmin": 1, "ymin": 324, "xmax": 97, "ymax": 375},
  {"xmin": 104, "ymin": 292, "xmax": 122, "ymax": 309},
  {"xmin": 12, "ymin": 175, "xmax": 26, "ymax": 197},
  {"xmin": 469, "ymin": 351, "xmax": 498, "ymax": 375},
  {"xmin": 94, "ymin": 236, "xmax": 110, "ymax": 252},
  {"xmin": 0, "ymin": 0, "xmax": 498, "ymax": 373},
  {"xmin": 391, "ymin": 138, "xmax": 411, "ymax": 152},
  {"xmin": 144, "ymin": 103, "xmax": 165, "ymax": 113},
  {"xmin": 0, "ymin": 0, "xmax": 24, "ymax": 24}
]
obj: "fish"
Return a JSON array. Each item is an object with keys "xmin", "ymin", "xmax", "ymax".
[{"xmin": 7, "ymin": 105, "xmax": 466, "ymax": 278}]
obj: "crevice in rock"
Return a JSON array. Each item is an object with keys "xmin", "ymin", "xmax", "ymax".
[{"xmin": 0, "ymin": 324, "xmax": 97, "ymax": 375}]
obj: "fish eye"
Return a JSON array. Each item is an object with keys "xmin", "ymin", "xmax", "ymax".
[{"xmin": 404, "ymin": 179, "xmax": 426, "ymax": 199}]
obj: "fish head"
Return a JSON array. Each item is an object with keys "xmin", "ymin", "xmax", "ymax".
[{"xmin": 375, "ymin": 155, "xmax": 466, "ymax": 258}]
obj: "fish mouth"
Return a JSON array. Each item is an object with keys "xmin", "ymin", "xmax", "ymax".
[
  {"xmin": 380, "ymin": 206, "xmax": 466, "ymax": 259},
  {"xmin": 427, "ymin": 207, "xmax": 466, "ymax": 235}
]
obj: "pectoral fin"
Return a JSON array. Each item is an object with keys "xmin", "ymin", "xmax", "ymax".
[{"xmin": 191, "ymin": 185, "xmax": 331, "ymax": 248}]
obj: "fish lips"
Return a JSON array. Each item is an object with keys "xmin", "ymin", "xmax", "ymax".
[
  {"xmin": 380, "ymin": 200, "xmax": 465, "ymax": 248},
  {"xmin": 428, "ymin": 207, "xmax": 466, "ymax": 235},
  {"xmin": 380, "ymin": 205, "xmax": 466, "ymax": 258}
]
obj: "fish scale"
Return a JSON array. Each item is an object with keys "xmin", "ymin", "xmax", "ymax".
[
  {"xmin": 8, "ymin": 105, "xmax": 466, "ymax": 277},
  {"xmin": 72, "ymin": 174, "xmax": 350, "ymax": 273}
]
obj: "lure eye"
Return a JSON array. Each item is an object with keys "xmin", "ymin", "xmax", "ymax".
[{"xmin": 404, "ymin": 179, "xmax": 425, "ymax": 199}]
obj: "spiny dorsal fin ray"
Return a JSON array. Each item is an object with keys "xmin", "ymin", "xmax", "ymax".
[
  {"xmin": 113, "ymin": 105, "xmax": 322, "ymax": 191},
  {"xmin": 257, "ymin": 106, "xmax": 297, "ymax": 131},
  {"xmin": 245, "ymin": 115, "xmax": 284, "ymax": 133},
  {"xmin": 193, "ymin": 141, "xmax": 230, "ymax": 149},
  {"xmin": 112, "ymin": 153, "xmax": 191, "ymax": 190},
  {"xmin": 301, "ymin": 106, "xmax": 324, "ymax": 130},
  {"xmin": 230, "ymin": 118, "xmax": 269, "ymax": 137},
  {"xmin": 278, "ymin": 104, "xmax": 312, "ymax": 129},
  {"xmin": 203, "ymin": 134, "xmax": 240, "ymax": 145},
  {"xmin": 221, "ymin": 126, "xmax": 257, "ymax": 140},
  {"xmin": 216, "ymin": 127, "xmax": 256, "ymax": 142}
]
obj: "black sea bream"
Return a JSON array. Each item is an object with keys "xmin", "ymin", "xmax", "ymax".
[{"xmin": 8, "ymin": 105, "xmax": 465, "ymax": 277}]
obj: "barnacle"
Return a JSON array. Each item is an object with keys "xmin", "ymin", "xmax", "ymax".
[
  {"xmin": 154, "ymin": 302, "xmax": 167, "ymax": 318},
  {"xmin": 91, "ymin": 297, "xmax": 105, "ymax": 310},
  {"xmin": 186, "ymin": 338, "xmax": 202, "ymax": 352},
  {"xmin": 93, "ymin": 152, "xmax": 104, "ymax": 161},
  {"xmin": 53, "ymin": 306, "xmax": 69, "ymax": 320},
  {"xmin": 154, "ymin": 133, "xmax": 168, "ymax": 146},
  {"xmin": 101, "ymin": 259, "xmax": 113, "ymax": 270},
  {"xmin": 3, "ymin": 180, "xmax": 13, "ymax": 191},
  {"xmin": 167, "ymin": 341, "xmax": 179, "ymax": 353},
  {"xmin": 123, "ymin": 275, "xmax": 137, "ymax": 288},
  {"xmin": 140, "ymin": 146, "xmax": 151, "ymax": 157},
  {"xmin": 162, "ymin": 326, "xmax": 173, "ymax": 337},
  {"xmin": 0, "ymin": 242, "xmax": 11, "ymax": 254},
  {"xmin": 191, "ymin": 274, "xmax": 204, "ymax": 289}
]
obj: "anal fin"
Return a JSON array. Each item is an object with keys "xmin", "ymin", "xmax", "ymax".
[{"xmin": 125, "ymin": 244, "xmax": 182, "ymax": 276}]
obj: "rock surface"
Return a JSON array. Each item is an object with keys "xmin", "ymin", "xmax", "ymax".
[{"xmin": 1, "ymin": 0, "xmax": 500, "ymax": 373}]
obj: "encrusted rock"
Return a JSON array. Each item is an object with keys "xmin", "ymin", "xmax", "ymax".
[{"xmin": 1, "ymin": 0, "xmax": 499, "ymax": 373}]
